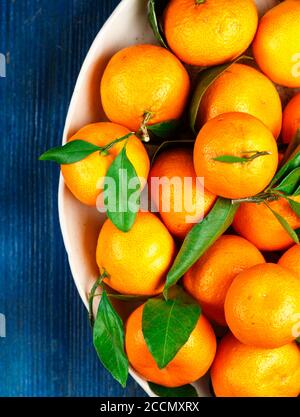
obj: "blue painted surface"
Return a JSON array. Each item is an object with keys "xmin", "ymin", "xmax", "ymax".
[{"xmin": 0, "ymin": 0, "xmax": 146, "ymax": 397}]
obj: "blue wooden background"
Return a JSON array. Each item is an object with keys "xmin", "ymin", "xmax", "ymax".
[{"xmin": 0, "ymin": 0, "xmax": 146, "ymax": 397}]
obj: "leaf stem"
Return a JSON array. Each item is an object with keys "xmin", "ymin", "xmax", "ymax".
[
  {"xmin": 99, "ymin": 132, "xmax": 134, "ymax": 155},
  {"xmin": 232, "ymin": 192, "xmax": 280, "ymax": 205},
  {"xmin": 88, "ymin": 273, "xmax": 107, "ymax": 328},
  {"xmin": 91, "ymin": 293, "xmax": 151, "ymax": 302},
  {"xmin": 195, "ymin": 0, "xmax": 205, "ymax": 4}
]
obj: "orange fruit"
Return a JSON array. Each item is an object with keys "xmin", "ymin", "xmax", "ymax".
[
  {"xmin": 100, "ymin": 44, "xmax": 190, "ymax": 132},
  {"xmin": 125, "ymin": 304, "xmax": 216, "ymax": 387},
  {"xmin": 183, "ymin": 235, "xmax": 265, "ymax": 326},
  {"xmin": 224, "ymin": 263, "xmax": 300, "ymax": 348},
  {"xmin": 149, "ymin": 147, "xmax": 216, "ymax": 240},
  {"xmin": 233, "ymin": 196, "xmax": 300, "ymax": 251},
  {"xmin": 253, "ymin": 0, "xmax": 300, "ymax": 87},
  {"xmin": 282, "ymin": 93, "xmax": 300, "ymax": 144},
  {"xmin": 193, "ymin": 112, "xmax": 278, "ymax": 199},
  {"xmin": 211, "ymin": 333, "xmax": 300, "ymax": 397},
  {"xmin": 163, "ymin": 0, "xmax": 258, "ymax": 67},
  {"xmin": 197, "ymin": 63, "xmax": 282, "ymax": 139},
  {"xmin": 278, "ymin": 244, "xmax": 300, "ymax": 280},
  {"xmin": 96, "ymin": 212, "xmax": 176, "ymax": 296},
  {"xmin": 61, "ymin": 122, "xmax": 150, "ymax": 206}
]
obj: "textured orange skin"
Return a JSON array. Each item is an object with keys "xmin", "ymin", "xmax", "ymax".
[
  {"xmin": 233, "ymin": 196, "xmax": 300, "ymax": 251},
  {"xmin": 149, "ymin": 148, "xmax": 216, "ymax": 240},
  {"xmin": 100, "ymin": 44, "xmax": 190, "ymax": 132},
  {"xmin": 278, "ymin": 244, "xmax": 300, "ymax": 280},
  {"xmin": 125, "ymin": 304, "xmax": 217, "ymax": 387},
  {"xmin": 183, "ymin": 235, "xmax": 265, "ymax": 326},
  {"xmin": 198, "ymin": 63, "xmax": 282, "ymax": 139},
  {"xmin": 61, "ymin": 123, "xmax": 150, "ymax": 206},
  {"xmin": 163, "ymin": 0, "xmax": 258, "ymax": 67},
  {"xmin": 211, "ymin": 333, "xmax": 300, "ymax": 397},
  {"xmin": 193, "ymin": 113, "xmax": 278, "ymax": 199},
  {"xmin": 224, "ymin": 263, "xmax": 300, "ymax": 348},
  {"xmin": 282, "ymin": 93, "xmax": 300, "ymax": 144},
  {"xmin": 253, "ymin": 0, "xmax": 300, "ymax": 88},
  {"xmin": 96, "ymin": 212, "xmax": 176, "ymax": 296}
]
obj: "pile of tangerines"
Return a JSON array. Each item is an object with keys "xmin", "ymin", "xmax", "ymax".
[{"xmin": 41, "ymin": 0, "xmax": 300, "ymax": 397}]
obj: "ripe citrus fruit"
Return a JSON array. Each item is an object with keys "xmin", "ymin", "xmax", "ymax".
[
  {"xmin": 149, "ymin": 147, "xmax": 216, "ymax": 240},
  {"xmin": 183, "ymin": 235, "xmax": 265, "ymax": 326},
  {"xmin": 278, "ymin": 244, "xmax": 300, "ymax": 280},
  {"xmin": 211, "ymin": 333, "xmax": 300, "ymax": 397},
  {"xmin": 233, "ymin": 196, "xmax": 300, "ymax": 251},
  {"xmin": 282, "ymin": 93, "xmax": 300, "ymax": 144},
  {"xmin": 61, "ymin": 122, "xmax": 150, "ymax": 206},
  {"xmin": 163, "ymin": 0, "xmax": 258, "ymax": 67},
  {"xmin": 197, "ymin": 63, "xmax": 282, "ymax": 139},
  {"xmin": 96, "ymin": 212, "xmax": 176, "ymax": 296},
  {"xmin": 193, "ymin": 112, "xmax": 278, "ymax": 199},
  {"xmin": 253, "ymin": 0, "xmax": 300, "ymax": 87},
  {"xmin": 100, "ymin": 44, "xmax": 190, "ymax": 132},
  {"xmin": 224, "ymin": 263, "xmax": 300, "ymax": 348},
  {"xmin": 125, "ymin": 304, "xmax": 216, "ymax": 387}
]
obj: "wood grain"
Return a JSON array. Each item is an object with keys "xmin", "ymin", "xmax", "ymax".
[{"xmin": 0, "ymin": 0, "xmax": 146, "ymax": 397}]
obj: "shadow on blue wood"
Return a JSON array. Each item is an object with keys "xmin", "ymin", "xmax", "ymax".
[{"xmin": 0, "ymin": 0, "xmax": 146, "ymax": 397}]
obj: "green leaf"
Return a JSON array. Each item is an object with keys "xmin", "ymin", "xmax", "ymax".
[
  {"xmin": 265, "ymin": 203, "xmax": 299, "ymax": 244},
  {"xmin": 142, "ymin": 288, "xmax": 201, "ymax": 369},
  {"xmin": 164, "ymin": 198, "xmax": 238, "ymax": 297},
  {"xmin": 93, "ymin": 290, "xmax": 129, "ymax": 387},
  {"xmin": 270, "ymin": 146, "xmax": 300, "ymax": 188},
  {"xmin": 293, "ymin": 184, "xmax": 300, "ymax": 196},
  {"xmin": 189, "ymin": 56, "xmax": 254, "ymax": 133},
  {"xmin": 39, "ymin": 140, "xmax": 100, "ymax": 164},
  {"xmin": 288, "ymin": 198, "xmax": 300, "ymax": 217},
  {"xmin": 147, "ymin": 119, "xmax": 178, "ymax": 139},
  {"xmin": 213, "ymin": 155, "xmax": 250, "ymax": 163},
  {"xmin": 273, "ymin": 167, "xmax": 300, "ymax": 195},
  {"xmin": 105, "ymin": 144, "xmax": 140, "ymax": 232},
  {"xmin": 147, "ymin": 0, "xmax": 169, "ymax": 48},
  {"xmin": 213, "ymin": 151, "xmax": 271, "ymax": 164},
  {"xmin": 148, "ymin": 382, "xmax": 198, "ymax": 397},
  {"xmin": 296, "ymin": 336, "xmax": 300, "ymax": 345}
]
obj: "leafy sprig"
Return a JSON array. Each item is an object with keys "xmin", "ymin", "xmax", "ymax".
[
  {"xmin": 39, "ymin": 133, "xmax": 133, "ymax": 164},
  {"xmin": 40, "ymin": 134, "xmax": 141, "ymax": 232},
  {"xmin": 88, "ymin": 276, "xmax": 129, "ymax": 387}
]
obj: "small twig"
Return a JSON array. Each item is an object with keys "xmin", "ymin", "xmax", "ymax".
[
  {"xmin": 138, "ymin": 112, "xmax": 153, "ymax": 143},
  {"xmin": 99, "ymin": 132, "xmax": 134, "ymax": 155},
  {"xmin": 232, "ymin": 192, "xmax": 280, "ymax": 205},
  {"xmin": 88, "ymin": 273, "xmax": 107, "ymax": 328}
]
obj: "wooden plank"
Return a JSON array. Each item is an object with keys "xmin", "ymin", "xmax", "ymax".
[{"xmin": 0, "ymin": 0, "xmax": 146, "ymax": 397}]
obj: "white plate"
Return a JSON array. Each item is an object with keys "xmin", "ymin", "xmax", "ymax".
[{"xmin": 58, "ymin": 0, "xmax": 281, "ymax": 397}]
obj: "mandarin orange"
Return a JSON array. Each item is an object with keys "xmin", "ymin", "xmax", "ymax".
[{"xmin": 125, "ymin": 304, "xmax": 216, "ymax": 387}]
